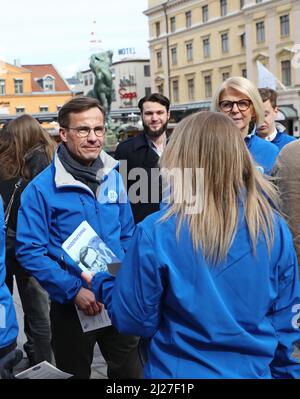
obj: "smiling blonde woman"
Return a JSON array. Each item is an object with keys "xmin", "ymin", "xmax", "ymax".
[{"xmin": 212, "ymin": 76, "xmax": 279, "ymax": 175}]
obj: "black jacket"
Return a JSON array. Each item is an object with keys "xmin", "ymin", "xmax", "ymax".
[
  {"xmin": 0, "ymin": 146, "xmax": 51, "ymax": 231},
  {"xmin": 114, "ymin": 132, "xmax": 161, "ymax": 224},
  {"xmin": 0, "ymin": 145, "xmax": 52, "ymax": 285}
]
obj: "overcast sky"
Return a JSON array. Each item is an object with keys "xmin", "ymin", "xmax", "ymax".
[{"xmin": 0, "ymin": 0, "xmax": 149, "ymax": 78}]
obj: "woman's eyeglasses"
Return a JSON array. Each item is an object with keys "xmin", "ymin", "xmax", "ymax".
[{"xmin": 219, "ymin": 99, "xmax": 252, "ymax": 112}]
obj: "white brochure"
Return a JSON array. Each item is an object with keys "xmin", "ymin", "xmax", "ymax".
[
  {"xmin": 15, "ymin": 361, "xmax": 73, "ymax": 379},
  {"xmin": 75, "ymin": 306, "xmax": 112, "ymax": 332}
]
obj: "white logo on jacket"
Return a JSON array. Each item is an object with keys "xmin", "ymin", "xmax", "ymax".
[{"xmin": 108, "ymin": 190, "xmax": 118, "ymax": 203}]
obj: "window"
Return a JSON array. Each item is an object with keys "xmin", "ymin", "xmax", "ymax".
[
  {"xmin": 202, "ymin": 5, "xmax": 208, "ymax": 22},
  {"xmin": 14, "ymin": 79, "xmax": 23, "ymax": 94},
  {"xmin": 186, "ymin": 43, "xmax": 193, "ymax": 61},
  {"xmin": 157, "ymin": 51, "xmax": 162, "ymax": 68},
  {"xmin": 240, "ymin": 0, "xmax": 245, "ymax": 8},
  {"xmin": 172, "ymin": 80, "xmax": 179, "ymax": 102},
  {"xmin": 144, "ymin": 65, "xmax": 150, "ymax": 77},
  {"xmin": 281, "ymin": 60, "xmax": 291, "ymax": 86},
  {"xmin": 84, "ymin": 75, "xmax": 89, "ymax": 86},
  {"xmin": 89, "ymin": 74, "xmax": 93, "ymax": 85},
  {"xmin": 0, "ymin": 79, "xmax": 5, "ymax": 95},
  {"xmin": 256, "ymin": 21, "xmax": 265, "ymax": 43},
  {"xmin": 171, "ymin": 48, "xmax": 177, "ymax": 65},
  {"xmin": 242, "ymin": 68, "xmax": 247, "ymax": 78},
  {"xmin": 220, "ymin": 0, "xmax": 227, "ymax": 17},
  {"xmin": 280, "ymin": 15, "xmax": 290, "ymax": 37},
  {"xmin": 57, "ymin": 105, "xmax": 62, "ymax": 111},
  {"xmin": 170, "ymin": 16, "xmax": 176, "ymax": 33},
  {"xmin": 221, "ymin": 33, "xmax": 229, "ymax": 53},
  {"xmin": 203, "ymin": 38, "xmax": 210, "ymax": 57},
  {"xmin": 157, "ymin": 84, "xmax": 164, "ymax": 94},
  {"xmin": 187, "ymin": 78, "xmax": 195, "ymax": 101},
  {"xmin": 240, "ymin": 33, "xmax": 245, "ymax": 48},
  {"xmin": 186, "ymin": 11, "xmax": 192, "ymax": 28},
  {"xmin": 40, "ymin": 106, "xmax": 49, "ymax": 112},
  {"xmin": 43, "ymin": 76, "xmax": 55, "ymax": 91},
  {"xmin": 222, "ymin": 72, "xmax": 230, "ymax": 81},
  {"xmin": 155, "ymin": 22, "xmax": 161, "ymax": 37},
  {"xmin": 145, "ymin": 87, "xmax": 151, "ymax": 97},
  {"xmin": 204, "ymin": 76, "xmax": 212, "ymax": 98},
  {"xmin": 16, "ymin": 107, "xmax": 25, "ymax": 113},
  {"xmin": 256, "ymin": 0, "xmax": 263, "ymax": 3}
]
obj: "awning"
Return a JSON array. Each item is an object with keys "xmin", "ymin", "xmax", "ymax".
[
  {"xmin": 278, "ymin": 105, "xmax": 298, "ymax": 119},
  {"xmin": 187, "ymin": 102, "xmax": 211, "ymax": 110}
]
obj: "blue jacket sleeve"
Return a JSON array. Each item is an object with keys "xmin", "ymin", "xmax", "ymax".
[
  {"xmin": 16, "ymin": 184, "xmax": 82, "ymax": 304},
  {"xmin": 91, "ymin": 224, "xmax": 164, "ymax": 337},
  {"xmin": 269, "ymin": 223, "xmax": 300, "ymax": 378}
]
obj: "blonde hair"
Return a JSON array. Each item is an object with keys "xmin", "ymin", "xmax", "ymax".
[
  {"xmin": 0, "ymin": 114, "xmax": 56, "ymax": 180},
  {"xmin": 160, "ymin": 111, "xmax": 279, "ymax": 264},
  {"xmin": 211, "ymin": 76, "xmax": 264, "ymax": 127}
]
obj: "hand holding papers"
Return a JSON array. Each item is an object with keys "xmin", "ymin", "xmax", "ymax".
[
  {"xmin": 62, "ymin": 220, "xmax": 120, "ymax": 276},
  {"xmin": 62, "ymin": 221, "xmax": 120, "ymax": 332}
]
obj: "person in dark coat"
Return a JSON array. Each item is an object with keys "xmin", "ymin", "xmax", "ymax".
[
  {"xmin": 114, "ymin": 93, "xmax": 170, "ymax": 224},
  {"xmin": 0, "ymin": 196, "xmax": 23, "ymax": 379},
  {"xmin": 0, "ymin": 114, "xmax": 56, "ymax": 366}
]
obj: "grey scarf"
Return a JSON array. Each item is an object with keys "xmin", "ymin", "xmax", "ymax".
[{"xmin": 57, "ymin": 143, "xmax": 103, "ymax": 196}]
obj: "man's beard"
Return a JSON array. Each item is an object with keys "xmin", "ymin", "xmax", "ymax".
[{"xmin": 143, "ymin": 121, "xmax": 168, "ymax": 138}]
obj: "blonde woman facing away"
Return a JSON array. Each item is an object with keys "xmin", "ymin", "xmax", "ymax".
[
  {"xmin": 212, "ymin": 76, "xmax": 279, "ymax": 175},
  {"xmin": 82, "ymin": 111, "xmax": 300, "ymax": 379}
]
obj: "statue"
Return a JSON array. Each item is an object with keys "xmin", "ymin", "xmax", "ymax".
[{"xmin": 87, "ymin": 50, "xmax": 114, "ymax": 128}]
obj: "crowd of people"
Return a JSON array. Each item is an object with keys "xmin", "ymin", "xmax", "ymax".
[{"xmin": 0, "ymin": 76, "xmax": 300, "ymax": 379}]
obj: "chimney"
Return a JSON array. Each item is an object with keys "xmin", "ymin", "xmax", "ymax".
[{"xmin": 14, "ymin": 59, "xmax": 21, "ymax": 67}]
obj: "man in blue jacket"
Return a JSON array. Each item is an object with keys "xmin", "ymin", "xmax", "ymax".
[
  {"xmin": 0, "ymin": 198, "xmax": 22, "ymax": 379},
  {"xmin": 16, "ymin": 97, "xmax": 142, "ymax": 379},
  {"xmin": 257, "ymin": 88, "xmax": 297, "ymax": 150}
]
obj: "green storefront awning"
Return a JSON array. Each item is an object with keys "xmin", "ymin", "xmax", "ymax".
[{"xmin": 278, "ymin": 105, "xmax": 298, "ymax": 119}]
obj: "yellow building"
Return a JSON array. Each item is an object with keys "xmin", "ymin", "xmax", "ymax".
[
  {"xmin": 0, "ymin": 61, "xmax": 72, "ymax": 116},
  {"xmin": 145, "ymin": 0, "xmax": 300, "ymax": 134}
]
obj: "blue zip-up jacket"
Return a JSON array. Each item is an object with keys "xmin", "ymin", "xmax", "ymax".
[
  {"xmin": 0, "ymin": 198, "xmax": 18, "ymax": 350},
  {"xmin": 92, "ymin": 208, "xmax": 300, "ymax": 379},
  {"xmin": 16, "ymin": 151, "xmax": 135, "ymax": 304},
  {"xmin": 245, "ymin": 133, "xmax": 279, "ymax": 175},
  {"xmin": 272, "ymin": 124, "xmax": 297, "ymax": 151},
  {"xmin": 256, "ymin": 123, "xmax": 297, "ymax": 151}
]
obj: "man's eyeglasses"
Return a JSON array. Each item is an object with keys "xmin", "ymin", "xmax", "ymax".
[
  {"xmin": 63, "ymin": 126, "xmax": 105, "ymax": 138},
  {"xmin": 219, "ymin": 99, "xmax": 252, "ymax": 112}
]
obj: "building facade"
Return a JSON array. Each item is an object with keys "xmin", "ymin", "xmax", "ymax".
[
  {"xmin": 81, "ymin": 58, "xmax": 151, "ymax": 110},
  {"xmin": 0, "ymin": 61, "xmax": 72, "ymax": 116},
  {"xmin": 111, "ymin": 58, "xmax": 151, "ymax": 109},
  {"xmin": 145, "ymin": 0, "xmax": 300, "ymax": 134}
]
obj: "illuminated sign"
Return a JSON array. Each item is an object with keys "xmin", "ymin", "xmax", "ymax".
[
  {"xmin": 118, "ymin": 87, "xmax": 137, "ymax": 100},
  {"xmin": 118, "ymin": 48, "xmax": 136, "ymax": 56}
]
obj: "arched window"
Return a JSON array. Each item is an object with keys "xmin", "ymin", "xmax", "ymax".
[{"xmin": 43, "ymin": 75, "xmax": 55, "ymax": 91}]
